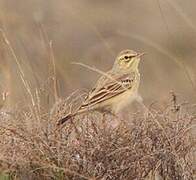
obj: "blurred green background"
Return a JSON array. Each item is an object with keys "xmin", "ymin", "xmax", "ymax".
[{"xmin": 0, "ymin": 0, "xmax": 196, "ymax": 106}]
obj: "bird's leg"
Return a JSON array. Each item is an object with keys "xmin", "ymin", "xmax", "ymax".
[
  {"xmin": 102, "ymin": 112, "xmax": 107, "ymax": 130},
  {"xmin": 107, "ymin": 110, "xmax": 121, "ymax": 129}
]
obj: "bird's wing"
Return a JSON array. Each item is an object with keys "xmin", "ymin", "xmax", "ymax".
[{"xmin": 79, "ymin": 72, "xmax": 135, "ymax": 110}]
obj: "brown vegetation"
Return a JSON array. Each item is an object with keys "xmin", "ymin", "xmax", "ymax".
[{"xmin": 0, "ymin": 91, "xmax": 195, "ymax": 179}]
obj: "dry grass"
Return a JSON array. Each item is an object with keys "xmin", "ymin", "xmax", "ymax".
[{"xmin": 0, "ymin": 90, "xmax": 195, "ymax": 180}]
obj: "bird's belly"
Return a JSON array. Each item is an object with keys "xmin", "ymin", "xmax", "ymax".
[
  {"xmin": 114, "ymin": 90, "xmax": 138, "ymax": 113},
  {"xmin": 99, "ymin": 90, "xmax": 138, "ymax": 113}
]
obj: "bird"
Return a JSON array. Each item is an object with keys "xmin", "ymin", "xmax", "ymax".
[{"xmin": 57, "ymin": 49, "xmax": 144, "ymax": 126}]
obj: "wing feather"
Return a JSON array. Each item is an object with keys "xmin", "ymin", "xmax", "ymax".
[{"xmin": 80, "ymin": 73, "xmax": 135, "ymax": 109}]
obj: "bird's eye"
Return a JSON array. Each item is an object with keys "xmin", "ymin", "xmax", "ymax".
[{"xmin": 124, "ymin": 56, "xmax": 129, "ymax": 59}]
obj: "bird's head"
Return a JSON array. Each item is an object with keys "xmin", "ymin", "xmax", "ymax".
[{"xmin": 113, "ymin": 49, "xmax": 145, "ymax": 71}]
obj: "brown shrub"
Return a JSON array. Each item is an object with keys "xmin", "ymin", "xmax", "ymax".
[{"xmin": 0, "ymin": 93, "xmax": 195, "ymax": 180}]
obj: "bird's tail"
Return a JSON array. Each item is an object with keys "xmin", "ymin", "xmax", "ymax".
[{"xmin": 57, "ymin": 113, "xmax": 76, "ymax": 126}]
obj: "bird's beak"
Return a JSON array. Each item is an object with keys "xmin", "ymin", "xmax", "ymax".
[{"xmin": 137, "ymin": 52, "xmax": 146, "ymax": 58}]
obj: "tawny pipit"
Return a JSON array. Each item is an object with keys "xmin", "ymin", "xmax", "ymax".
[{"xmin": 58, "ymin": 49, "xmax": 144, "ymax": 125}]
